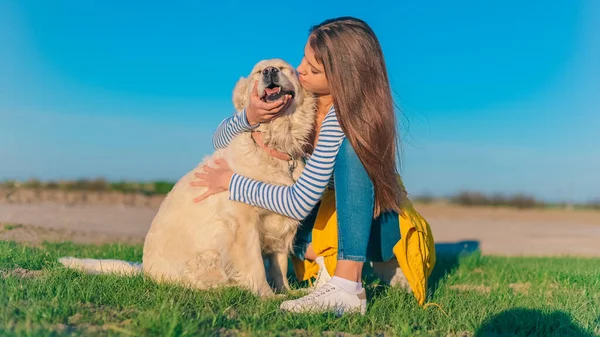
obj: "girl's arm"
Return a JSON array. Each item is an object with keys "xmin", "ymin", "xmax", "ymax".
[
  {"xmin": 212, "ymin": 109, "xmax": 258, "ymax": 149},
  {"xmin": 213, "ymin": 81, "xmax": 293, "ymax": 149},
  {"xmin": 229, "ymin": 110, "xmax": 345, "ymax": 220}
]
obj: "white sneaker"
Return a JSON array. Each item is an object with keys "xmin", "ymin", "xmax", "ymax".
[{"xmin": 280, "ymin": 282, "xmax": 367, "ymax": 315}]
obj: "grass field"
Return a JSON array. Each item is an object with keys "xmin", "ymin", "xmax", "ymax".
[{"xmin": 1, "ymin": 241, "xmax": 599, "ymax": 336}]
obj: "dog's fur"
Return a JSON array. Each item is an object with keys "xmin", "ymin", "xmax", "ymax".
[{"xmin": 60, "ymin": 59, "xmax": 316, "ymax": 297}]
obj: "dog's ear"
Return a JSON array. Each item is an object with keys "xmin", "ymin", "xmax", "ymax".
[{"xmin": 232, "ymin": 76, "xmax": 250, "ymax": 112}]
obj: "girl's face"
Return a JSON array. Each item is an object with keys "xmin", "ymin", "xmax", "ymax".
[{"xmin": 296, "ymin": 40, "xmax": 330, "ymax": 96}]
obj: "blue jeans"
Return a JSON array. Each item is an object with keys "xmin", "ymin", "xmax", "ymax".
[{"xmin": 293, "ymin": 138, "xmax": 401, "ymax": 263}]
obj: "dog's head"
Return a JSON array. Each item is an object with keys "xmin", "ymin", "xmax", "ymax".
[
  {"xmin": 232, "ymin": 59, "xmax": 303, "ymax": 112},
  {"xmin": 231, "ymin": 59, "xmax": 315, "ymax": 160}
]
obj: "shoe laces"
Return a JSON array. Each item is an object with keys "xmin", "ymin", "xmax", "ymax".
[{"xmin": 301, "ymin": 283, "xmax": 336, "ymax": 302}]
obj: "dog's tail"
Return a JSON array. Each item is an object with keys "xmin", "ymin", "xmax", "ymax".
[{"xmin": 58, "ymin": 257, "xmax": 143, "ymax": 275}]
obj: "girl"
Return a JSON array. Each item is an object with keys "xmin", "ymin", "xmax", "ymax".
[{"xmin": 191, "ymin": 17, "xmax": 407, "ymax": 315}]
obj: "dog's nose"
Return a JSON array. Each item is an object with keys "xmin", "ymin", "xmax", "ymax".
[{"xmin": 262, "ymin": 67, "xmax": 279, "ymax": 77}]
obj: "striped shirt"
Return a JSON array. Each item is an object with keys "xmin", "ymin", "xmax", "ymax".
[
  {"xmin": 212, "ymin": 106, "xmax": 345, "ymax": 221},
  {"xmin": 212, "ymin": 109, "xmax": 259, "ymax": 149}
]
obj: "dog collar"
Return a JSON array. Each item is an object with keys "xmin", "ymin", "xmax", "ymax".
[{"xmin": 250, "ymin": 131, "xmax": 293, "ymax": 161}]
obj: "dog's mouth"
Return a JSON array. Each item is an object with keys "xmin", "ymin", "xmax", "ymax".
[{"xmin": 262, "ymin": 84, "xmax": 295, "ymax": 102}]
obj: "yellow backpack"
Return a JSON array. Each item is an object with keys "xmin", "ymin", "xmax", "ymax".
[{"xmin": 291, "ymin": 185, "xmax": 436, "ymax": 306}]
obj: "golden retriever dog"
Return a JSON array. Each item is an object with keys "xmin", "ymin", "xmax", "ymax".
[{"xmin": 60, "ymin": 59, "xmax": 316, "ymax": 297}]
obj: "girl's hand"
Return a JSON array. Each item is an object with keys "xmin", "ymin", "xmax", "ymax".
[
  {"xmin": 189, "ymin": 158, "xmax": 234, "ymax": 203},
  {"xmin": 245, "ymin": 80, "xmax": 293, "ymax": 125}
]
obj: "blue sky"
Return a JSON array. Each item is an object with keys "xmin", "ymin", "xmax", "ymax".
[{"xmin": 1, "ymin": 1, "xmax": 598, "ymax": 202}]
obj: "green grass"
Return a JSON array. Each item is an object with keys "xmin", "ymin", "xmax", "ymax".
[
  {"xmin": 1, "ymin": 241, "xmax": 599, "ymax": 336},
  {"xmin": 2, "ymin": 224, "xmax": 23, "ymax": 231},
  {"xmin": 1, "ymin": 179, "xmax": 176, "ymax": 196}
]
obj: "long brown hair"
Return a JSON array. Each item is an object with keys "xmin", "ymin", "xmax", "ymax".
[{"xmin": 309, "ymin": 17, "xmax": 406, "ymax": 217}]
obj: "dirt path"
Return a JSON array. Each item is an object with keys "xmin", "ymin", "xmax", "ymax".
[
  {"xmin": 0, "ymin": 203, "xmax": 154, "ymax": 244},
  {"xmin": 416, "ymin": 203, "xmax": 600, "ymax": 257},
  {"xmin": 1, "ymin": 202, "xmax": 599, "ymax": 256}
]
